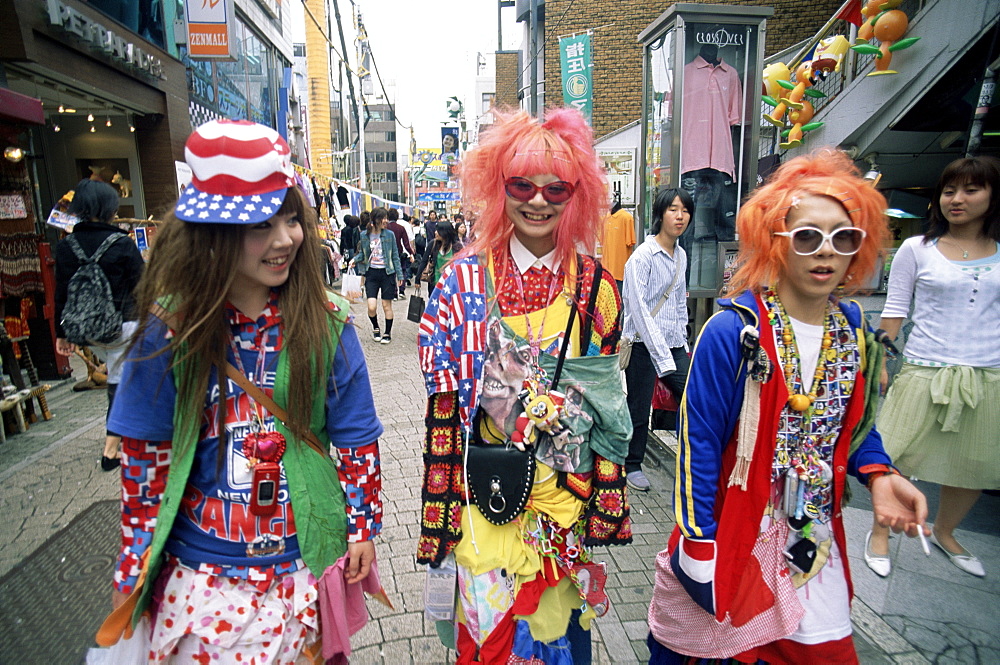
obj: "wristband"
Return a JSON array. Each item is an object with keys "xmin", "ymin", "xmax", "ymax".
[{"xmin": 860, "ymin": 463, "xmax": 900, "ymax": 490}]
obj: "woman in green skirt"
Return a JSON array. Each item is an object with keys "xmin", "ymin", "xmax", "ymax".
[{"xmin": 865, "ymin": 156, "xmax": 1000, "ymax": 578}]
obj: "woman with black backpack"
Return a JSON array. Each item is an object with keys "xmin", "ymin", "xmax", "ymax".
[
  {"xmin": 54, "ymin": 178, "xmax": 144, "ymax": 471},
  {"xmin": 339, "ymin": 214, "xmax": 360, "ymax": 266}
]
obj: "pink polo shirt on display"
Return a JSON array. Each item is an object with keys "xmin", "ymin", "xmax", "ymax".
[{"xmin": 681, "ymin": 56, "xmax": 744, "ymax": 178}]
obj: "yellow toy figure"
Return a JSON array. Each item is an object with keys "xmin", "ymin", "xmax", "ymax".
[
  {"xmin": 510, "ymin": 386, "xmax": 567, "ymax": 450},
  {"xmin": 812, "ymin": 35, "xmax": 850, "ymax": 76},
  {"xmin": 762, "ymin": 62, "xmax": 792, "ymax": 127},
  {"xmin": 852, "ymin": 0, "xmax": 919, "ymax": 76}
]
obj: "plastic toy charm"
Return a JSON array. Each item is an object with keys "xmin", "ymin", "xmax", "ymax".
[
  {"xmin": 510, "ymin": 386, "xmax": 567, "ymax": 450},
  {"xmin": 851, "ymin": 0, "xmax": 920, "ymax": 76}
]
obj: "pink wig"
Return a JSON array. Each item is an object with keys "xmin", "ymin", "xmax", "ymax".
[
  {"xmin": 726, "ymin": 148, "xmax": 890, "ymax": 296},
  {"xmin": 460, "ymin": 107, "xmax": 607, "ymax": 272}
]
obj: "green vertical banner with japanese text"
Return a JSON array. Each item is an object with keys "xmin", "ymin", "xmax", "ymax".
[{"xmin": 559, "ymin": 33, "xmax": 593, "ymax": 125}]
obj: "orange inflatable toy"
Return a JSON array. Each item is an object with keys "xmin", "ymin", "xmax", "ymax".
[
  {"xmin": 852, "ymin": 0, "xmax": 919, "ymax": 76},
  {"xmin": 780, "ymin": 100, "xmax": 823, "ymax": 150}
]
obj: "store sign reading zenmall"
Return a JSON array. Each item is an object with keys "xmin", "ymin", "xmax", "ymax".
[{"xmin": 46, "ymin": 0, "xmax": 164, "ymax": 79}]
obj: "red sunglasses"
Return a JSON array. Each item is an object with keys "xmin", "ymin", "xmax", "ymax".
[{"xmin": 504, "ymin": 177, "xmax": 576, "ymax": 205}]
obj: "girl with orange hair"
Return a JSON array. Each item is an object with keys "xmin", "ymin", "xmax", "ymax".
[
  {"xmin": 646, "ymin": 149, "xmax": 928, "ymax": 664},
  {"xmin": 416, "ymin": 108, "xmax": 633, "ymax": 663}
]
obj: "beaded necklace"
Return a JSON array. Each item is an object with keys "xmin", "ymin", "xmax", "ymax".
[{"xmin": 763, "ymin": 290, "xmax": 834, "ymax": 420}]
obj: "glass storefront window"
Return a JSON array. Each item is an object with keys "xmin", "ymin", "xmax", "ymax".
[
  {"xmin": 678, "ymin": 22, "xmax": 758, "ymax": 293},
  {"xmin": 89, "ymin": 0, "xmax": 167, "ymax": 48},
  {"xmin": 643, "ymin": 28, "xmax": 675, "ymax": 229},
  {"xmin": 182, "ymin": 21, "xmax": 289, "ymax": 131},
  {"xmin": 640, "ymin": 7, "xmax": 768, "ymax": 295}
]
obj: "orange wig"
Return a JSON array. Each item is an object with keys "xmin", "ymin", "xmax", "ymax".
[
  {"xmin": 459, "ymin": 107, "xmax": 607, "ymax": 273},
  {"xmin": 725, "ymin": 149, "xmax": 889, "ymax": 296}
]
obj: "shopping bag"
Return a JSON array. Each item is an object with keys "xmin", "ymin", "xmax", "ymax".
[
  {"xmin": 407, "ymin": 294, "xmax": 426, "ymax": 323},
  {"xmin": 341, "ymin": 269, "xmax": 363, "ymax": 301}
]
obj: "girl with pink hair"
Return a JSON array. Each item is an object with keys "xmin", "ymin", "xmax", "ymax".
[
  {"xmin": 647, "ymin": 149, "xmax": 928, "ymax": 664},
  {"xmin": 416, "ymin": 108, "xmax": 633, "ymax": 663}
]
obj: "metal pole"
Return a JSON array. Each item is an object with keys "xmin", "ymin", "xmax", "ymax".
[
  {"xmin": 332, "ymin": 0, "xmax": 364, "ymax": 189},
  {"xmin": 966, "ymin": 53, "xmax": 1000, "ymax": 157},
  {"xmin": 529, "ymin": 0, "xmax": 539, "ymax": 116}
]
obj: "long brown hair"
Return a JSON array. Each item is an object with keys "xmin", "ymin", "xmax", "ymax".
[{"xmin": 130, "ymin": 186, "xmax": 335, "ymax": 446}]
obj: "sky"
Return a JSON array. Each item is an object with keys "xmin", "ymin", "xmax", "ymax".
[{"xmin": 293, "ymin": 0, "xmax": 521, "ymax": 152}]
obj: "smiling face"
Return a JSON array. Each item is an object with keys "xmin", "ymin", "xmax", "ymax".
[
  {"xmin": 940, "ymin": 180, "xmax": 992, "ymax": 232},
  {"xmin": 505, "ymin": 173, "xmax": 568, "ymax": 256},
  {"xmin": 776, "ymin": 195, "xmax": 853, "ymax": 307},
  {"xmin": 232, "ymin": 211, "xmax": 304, "ymax": 304}
]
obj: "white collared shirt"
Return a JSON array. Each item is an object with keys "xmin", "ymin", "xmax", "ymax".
[{"xmin": 509, "ymin": 235, "xmax": 558, "ymax": 275}]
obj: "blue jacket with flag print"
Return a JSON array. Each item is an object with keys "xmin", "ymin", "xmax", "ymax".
[{"xmin": 671, "ymin": 290, "xmax": 893, "ymax": 622}]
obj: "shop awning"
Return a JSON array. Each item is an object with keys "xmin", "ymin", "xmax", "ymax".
[{"xmin": 0, "ymin": 88, "xmax": 44, "ymax": 125}]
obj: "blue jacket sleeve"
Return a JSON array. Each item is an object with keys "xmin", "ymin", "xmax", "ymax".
[{"xmin": 674, "ymin": 309, "xmax": 747, "ymax": 540}]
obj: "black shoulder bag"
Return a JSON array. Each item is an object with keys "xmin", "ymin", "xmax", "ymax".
[{"xmin": 466, "ymin": 257, "xmax": 600, "ymax": 525}]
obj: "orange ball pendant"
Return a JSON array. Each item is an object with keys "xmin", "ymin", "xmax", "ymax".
[{"xmin": 788, "ymin": 394, "xmax": 812, "ymax": 411}]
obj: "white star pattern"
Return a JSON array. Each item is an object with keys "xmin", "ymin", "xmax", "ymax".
[
  {"xmin": 209, "ymin": 203, "xmax": 219, "ymax": 210},
  {"xmin": 251, "ymin": 195, "xmax": 262, "ymax": 202},
  {"xmin": 185, "ymin": 187, "xmax": 196, "ymax": 195},
  {"xmin": 225, "ymin": 203, "xmax": 236, "ymax": 210},
  {"xmin": 220, "ymin": 211, "xmax": 231, "ymax": 219},
  {"xmin": 271, "ymin": 197, "xmax": 282, "ymax": 205},
  {"xmin": 186, "ymin": 198, "xmax": 197, "ymax": 206},
  {"xmin": 261, "ymin": 206, "xmax": 273, "ymax": 215},
  {"xmin": 212, "ymin": 195, "xmax": 223, "ymax": 201},
  {"xmin": 198, "ymin": 192, "xmax": 208, "ymax": 199},
  {"xmin": 196, "ymin": 201, "xmax": 207, "ymax": 208},
  {"xmin": 244, "ymin": 204, "xmax": 256, "ymax": 212},
  {"xmin": 198, "ymin": 211, "xmax": 209, "ymax": 218},
  {"xmin": 233, "ymin": 196, "xmax": 244, "ymax": 203},
  {"xmin": 238, "ymin": 212, "xmax": 250, "ymax": 221}
]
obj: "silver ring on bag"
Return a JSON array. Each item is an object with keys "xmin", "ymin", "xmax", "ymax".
[{"xmin": 488, "ymin": 477, "xmax": 506, "ymax": 514}]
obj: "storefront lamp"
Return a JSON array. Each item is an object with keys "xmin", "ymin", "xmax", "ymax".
[
  {"xmin": 106, "ymin": 116, "xmax": 112, "ymax": 127},
  {"xmin": 4, "ymin": 147, "xmax": 25, "ymax": 163},
  {"xmin": 89, "ymin": 125, "xmax": 96, "ymax": 133},
  {"xmin": 53, "ymin": 124, "xmax": 61, "ymax": 132},
  {"xmin": 87, "ymin": 113, "xmax": 94, "ymax": 122}
]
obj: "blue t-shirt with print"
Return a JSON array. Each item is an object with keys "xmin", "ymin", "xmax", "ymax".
[{"xmin": 108, "ymin": 303, "xmax": 382, "ymax": 570}]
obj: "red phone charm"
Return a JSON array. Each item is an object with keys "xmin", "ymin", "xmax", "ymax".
[{"xmin": 250, "ymin": 461, "xmax": 281, "ymax": 516}]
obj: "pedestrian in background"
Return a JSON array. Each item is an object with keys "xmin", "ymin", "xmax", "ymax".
[
  {"xmin": 865, "ymin": 156, "xmax": 1000, "ymax": 579},
  {"xmin": 340, "ymin": 214, "xmax": 360, "ymax": 266},
  {"xmin": 420, "ymin": 219, "xmax": 462, "ymax": 289},
  {"xmin": 417, "ymin": 108, "xmax": 632, "ymax": 664},
  {"xmin": 386, "ymin": 208, "xmax": 414, "ymax": 300},
  {"xmin": 354, "ymin": 206, "xmax": 401, "ymax": 344},
  {"xmin": 106, "ymin": 119, "xmax": 383, "ymax": 662},
  {"xmin": 647, "ymin": 150, "xmax": 927, "ymax": 664},
  {"xmin": 54, "ymin": 178, "xmax": 144, "ymax": 472},
  {"xmin": 620, "ymin": 187, "xmax": 692, "ymax": 492}
]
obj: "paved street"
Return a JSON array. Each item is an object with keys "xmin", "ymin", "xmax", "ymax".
[{"xmin": 0, "ymin": 296, "xmax": 997, "ymax": 664}]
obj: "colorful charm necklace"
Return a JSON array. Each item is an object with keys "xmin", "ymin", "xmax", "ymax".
[{"xmin": 763, "ymin": 290, "xmax": 835, "ymax": 419}]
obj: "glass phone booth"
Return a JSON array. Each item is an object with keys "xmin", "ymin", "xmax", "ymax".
[{"xmin": 638, "ymin": 4, "xmax": 771, "ymax": 308}]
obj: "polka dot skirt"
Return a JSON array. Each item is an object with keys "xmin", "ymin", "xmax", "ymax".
[{"xmin": 148, "ymin": 557, "xmax": 320, "ymax": 664}]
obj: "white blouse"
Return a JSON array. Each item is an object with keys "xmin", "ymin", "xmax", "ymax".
[{"xmin": 881, "ymin": 235, "xmax": 1000, "ymax": 368}]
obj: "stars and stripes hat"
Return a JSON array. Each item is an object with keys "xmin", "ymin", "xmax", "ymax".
[{"xmin": 175, "ymin": 119, "xmax": 295, "ymax": 224}]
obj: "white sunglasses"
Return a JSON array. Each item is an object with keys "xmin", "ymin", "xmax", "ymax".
[{"xmin": 773, "ymin": 226, "xmax": 867, "ymax": 256}]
